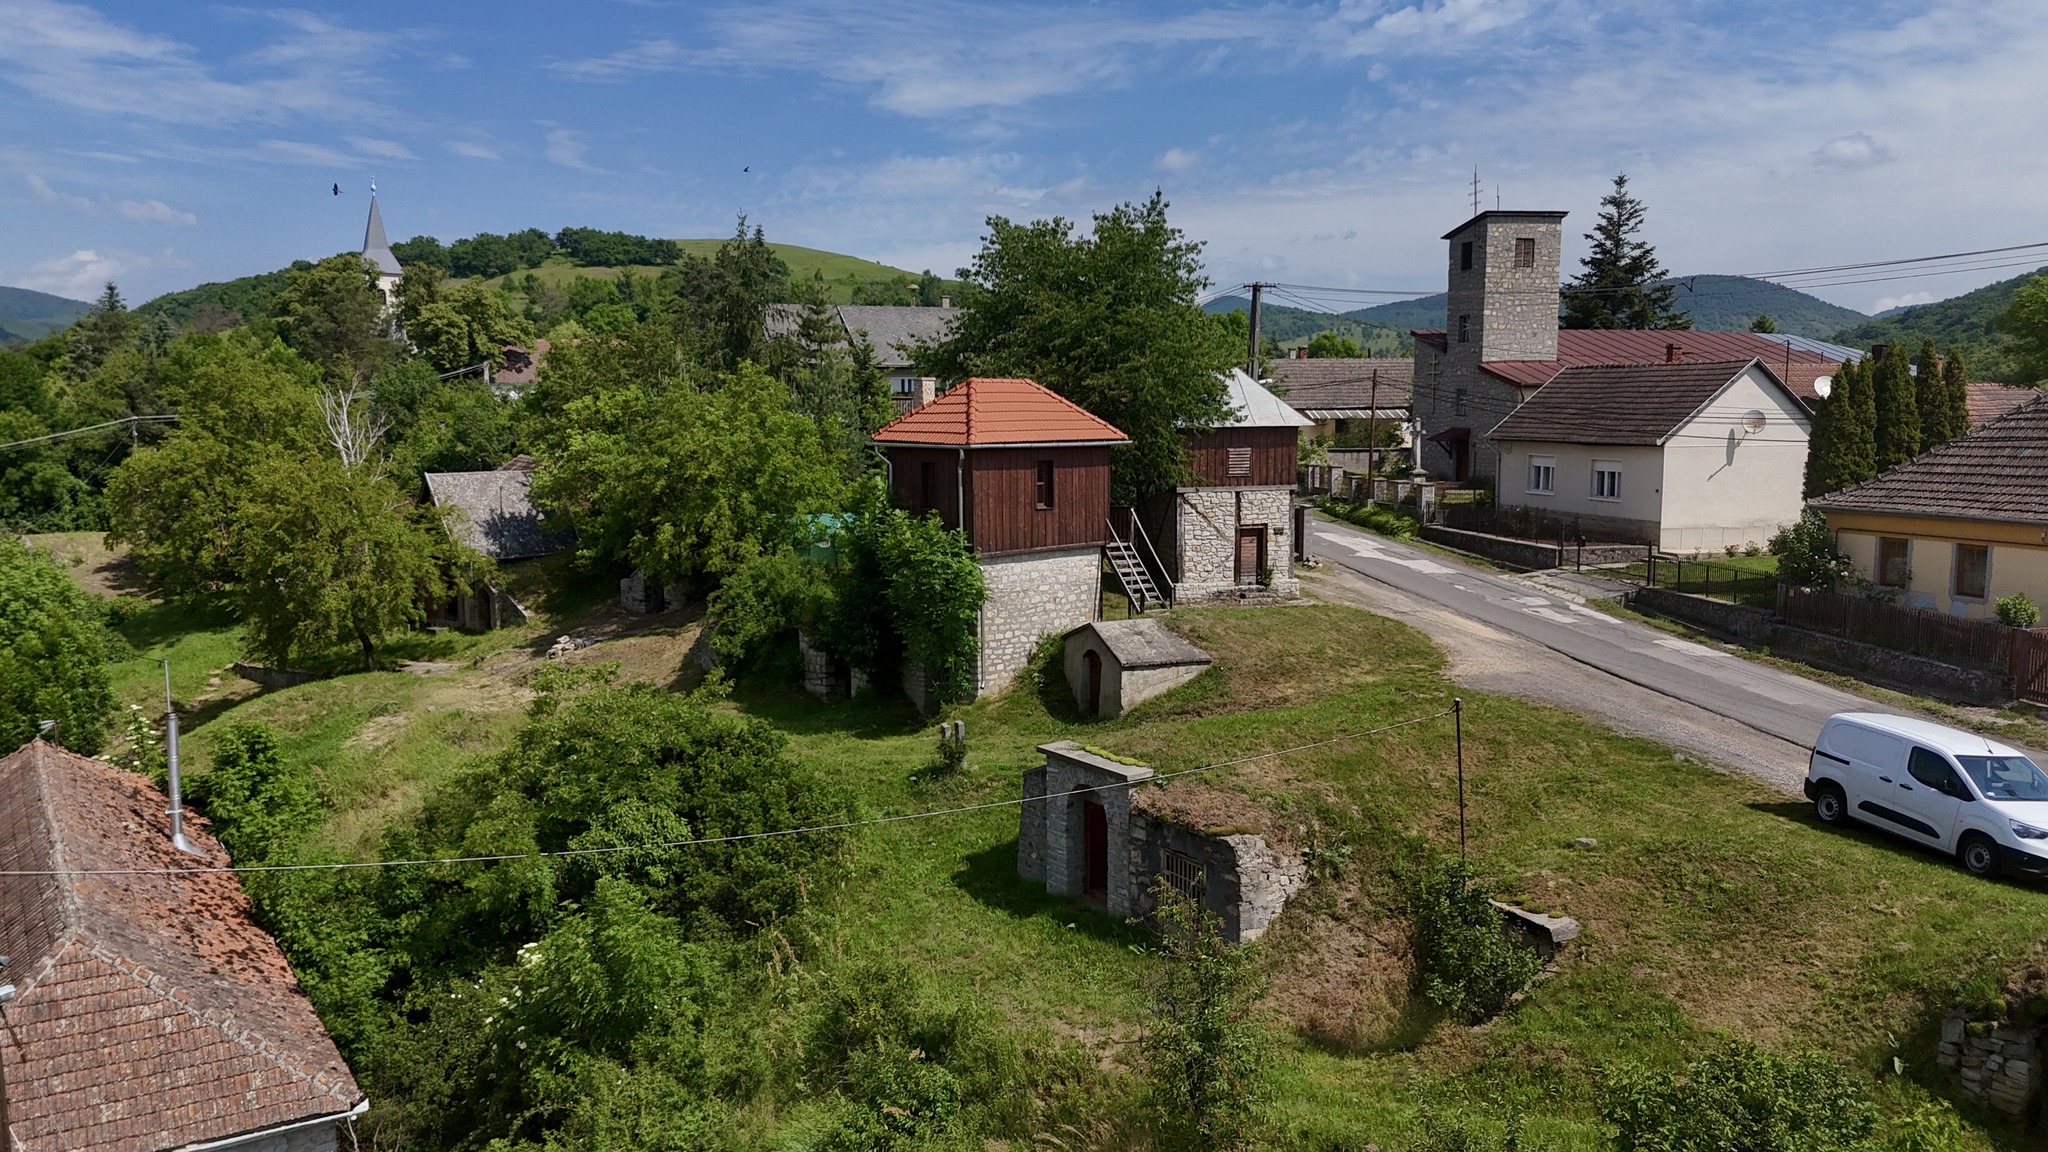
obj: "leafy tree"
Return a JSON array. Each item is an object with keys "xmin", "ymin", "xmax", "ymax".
[
  {"xmin": 1769, "ymin": 509, "xmax": 1853, "ymax": 588},
  {"xmin": 374, "ymin": 359, "xmax": 515, "ymax": 485},
  {"xmin": 1749, "ymin": 314, "xmax": 1779, "ymax": 333},
  {"xmin": 1997, "ymin": 593, "xmax": 2041, "ymax": 628},
  {"xmin": 399, "ymin": 269, "xmax": 535, "ymax": 374},
  {"xmin": 916, "ymin": 192, "xmax": 1237, "ymax": 502},
  {"xmin": 1914, "ymin": 338, "xmax": 1953, "ymax": 451},
  {"xmin": 1561, "ymin": 174, "xmax": 1691, "ymax": 331},
  {"xmin": 1143, "ymin": 884, "xmax": 1273, "ymax": 1152},
  {"xmin": 534, "ymin": 360, "xmax": 845, "ymax": 587},
  {"xmin": 2001, "ymin": 272, "xmax": 2048, "ymax": 384},
  {"xmin": 554, "ymin": 227, "xmax": 681, "ymax": 267},
  {"xmin": 1942, "ymin": 346, "xmax": 1973, "ymax": 438},
  {"xmin": 186, "ymin": 722, "xmax": 317, "ymax": 863},
  {"xmin": 1601, "ymin": 1042, "xmax": 1877, "ymax": 1152},
  {"xmin": 390, "ymin": 235, "xmax": 452, "ymax": 273},
  {"xmin": 234, "ymin": 453, "xmax": 484, "ymax": 669},
  {"xmin": 0, "ymin": 535, "xmax": 114, "ymax": 753},
  {"xmin": 1304, "ymin": 331, "xmax": 1363, "ymax": 358},
  {"xmin": 269, "ymin": 254, "xmax": 402, "ymax": 380},
  {"xmin": 447, "ymin": 229, "xmax": 555, "ymax": 279},
  {"xmin": 666, "ymin": 219, "xmax": 792, "ymax": 375},
  {"xmin": 1872, "ymin": 345, "xmax": 1920, "ymax": 471},
  {"xmin": 918, "ymin": 269, "xmax": 949, "ymax": 306}
]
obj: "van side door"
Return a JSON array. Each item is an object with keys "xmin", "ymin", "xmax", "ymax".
[{"xmin": 1884, "ymin": 746, "xmax": 1967, "ymax": 849}]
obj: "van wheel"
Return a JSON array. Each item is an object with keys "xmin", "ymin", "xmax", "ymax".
[
  {"xmin": 1959, "ymin": 833, "xmax": 2002, "ymax": 878},
  {"xmin": 1813, "ymin": 782, "xmax": 1847, "ymax": 825}
]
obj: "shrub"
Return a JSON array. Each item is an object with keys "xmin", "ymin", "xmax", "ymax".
[
  {"xmin": 1319, "ymin": 497, "xmax": 1419, "ymax": 539},
  {"xmin": 1997, "ymin": 593, "xmax": 2041, "ymax": 628},
  {"xmin": 1143, "ymin": 884, "xmax": 1273, "ymax": 1151},
  {"xmin": 1600, "ymin": 1041, "xmax": 1877, "ymax": 1152},
  {"xmin": 1406, "ymin": 859, "xmax": 1543, "ymax": 1023},
  {"xmin": 186, "ymin": 722, "xmax": 318, "ymax": 864},
  {"xmin": 1769, "ymin": 509, "xmax": 1854, "ymax": 589}
]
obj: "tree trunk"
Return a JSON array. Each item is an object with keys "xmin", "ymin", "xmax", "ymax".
[{"xmin": 358, "ymin": 630, "xmax": 376, "ymax": 671}]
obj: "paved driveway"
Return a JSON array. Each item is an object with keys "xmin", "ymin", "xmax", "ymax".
[{"xmin": 1304, "ymin": 514, "xmax": 1909, "ymax": 793}]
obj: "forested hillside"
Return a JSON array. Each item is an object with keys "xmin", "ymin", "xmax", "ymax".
[
  {"xmin": 0, "ymin": 285, "xmax": 93, "ymax": 343},
  {"xmin": 1204, "ymin": 295, "xmax": 1408, "ymax": 356},
  {"xmin": 1830, "ymin": 265, "xmax": 2048, "ymax": 381},
  {"xmin": 1339, "ymin": 276, "xmax": 1866, "ymax": 339}
]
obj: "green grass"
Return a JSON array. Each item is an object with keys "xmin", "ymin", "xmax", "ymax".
[{"xmin": 1618, "ymin": 552, "xmax": 1779, "ymax": 608}]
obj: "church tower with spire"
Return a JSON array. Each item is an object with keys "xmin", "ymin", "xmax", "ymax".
[{"xmin": 361, "ymin": 183, "xmax": 403, "ymax": 312}]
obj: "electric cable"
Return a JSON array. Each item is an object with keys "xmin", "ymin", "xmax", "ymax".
[{"xmin": 0, "ymin": 414, "xmax": 177, "ymax": 453}]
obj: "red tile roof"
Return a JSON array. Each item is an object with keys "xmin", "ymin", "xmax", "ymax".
[
  {"xmin": 1815, "ymin": 392, "xmax": 2048, "ymax": 522},
  {"xmin": 1412, "ymin": 328, "xmax": 1839, "ymax": 400},
  {"xmin": 1967, "ymin": 381, "xmax": 2039, "ymax": 428},
  {"xmin": 871, "ymin": 376, "xmax": 1128, "ymax": 447},
  {"xmin": 0, "ymin": 741, "xmax": 364, "ymax": 1151}
]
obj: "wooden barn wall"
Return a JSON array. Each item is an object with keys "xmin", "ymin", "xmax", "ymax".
[
  {"xmin": 970, "ymin": 446, "xmax": 1112, "ymax": 555},
  {"xmin": 884, "ymin": 446, "xmax": 965, "ymax": 531},
  {"xmin": 1183, "ymin": 426, "xmax": 1300, "ymax": 487}
]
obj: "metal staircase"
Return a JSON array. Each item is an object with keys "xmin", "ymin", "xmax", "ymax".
[{"xmin": 1104, "ymin": 515, "xmax": 1172, "ymax": 613}]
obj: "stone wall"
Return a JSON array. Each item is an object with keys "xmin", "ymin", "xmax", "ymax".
[
  {"xmin": 1418, "ymin": 525, "xmax": 1562, "ymax": 571},
  {"xmin": 619, "ymin": 569, "xmax": 686, "ymax": 614},
  {"xmin": 1174, "ymin": 487, "xmax": 1299, "ymax": 601},
  {"xmin": 1026, "ymin": 742, "xmax": 1156, "ymax": 916},
  {"xmin": 232, "ymin": 663, "xmax": 332, "ymax": 688},
  {"xmin": 1125, "ymin": 816, "xmax": 1306, "ymax": 944},
  {"xmin": 1939, "ymin": 1014, "xmax": 2041, "ymax": 1123},
  {"xmin": 1627, "ymin": 586, "xmax": 1777, "ymax": 643},
  {"xmin": 978, "ymin": 547, "xmax": 1102, "ymax": 697},
  {"xmin": 798, "ymin": 630, "xmax": 841, "ymax": 702}
]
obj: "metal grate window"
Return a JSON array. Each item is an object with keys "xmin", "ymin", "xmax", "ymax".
[
  {"xmin": 1162, "ymin": 849, "xmax": 1206, "ymax": 903},
  {"xmin": 1227, "ymin": 446, "xmax": 1251, "ymax": 476}
]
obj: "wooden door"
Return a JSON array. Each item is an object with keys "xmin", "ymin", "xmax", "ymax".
[
  {"xmin": 1083, "ymin": 649, "xmax": 1103, "ymax": 716},
  {"xmin": 1082, "ymin": 800, "xmax": 1108, "ymax": 901},
  {"xmin": 1235, "ymin": 527, "xmax": 1266, "ymax": 585}
]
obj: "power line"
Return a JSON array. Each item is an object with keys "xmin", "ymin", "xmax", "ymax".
[
  {"xmin": 0, "ymin": 414, "xmax": 177, "ymax": 453},
  {"xmin": 0, "ymin": 708, "xmax": 1457, "ymax": 879}
]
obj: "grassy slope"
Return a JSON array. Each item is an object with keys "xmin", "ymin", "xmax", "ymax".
[
  {"xmin": 65, "ymin": 537, "xmax": 2043, "ymax": 1148},
  {"xmin": 0, "ymin": 285, "xmax": 92, "ymax": 342}
]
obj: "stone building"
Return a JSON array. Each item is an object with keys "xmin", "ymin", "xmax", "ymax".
[
  {"xmin": 1016, "ymin": 742, "xmax": 1306, "ymax": 943},
  {"xmin": 1063, "ymin": 618, "xmax": 1212, "ymax": 718},
  {"xmin": 1133, "ymin": 369, "xmax": 1309, "ymax": 603},
  {"xmin": 421, "ymin": 459, "xmax": 571, "ymax": 628},
  {"xmin": 872, "ymin": 377, "xmax": 1128, "ymax": 702}
]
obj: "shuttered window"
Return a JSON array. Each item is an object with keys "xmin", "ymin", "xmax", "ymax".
[
  {"xmin": 1515, "ymin": 237, "xmax": 1536, "ymax": 267},
  {"xmin": 1227, "ymin": 446, "xmax": 1251, "ymax": 476}
]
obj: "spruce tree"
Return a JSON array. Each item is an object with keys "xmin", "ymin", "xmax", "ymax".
[
  {"xmin": 1943, "ymin": 346, "xmax": 1973, "ymax": 439},
  {"xmin": 1914, "ymin": 337, "xmax": 1949, "ymax": 451},
  {"xmin": 1871, "ymin": 346, "xmax": 1920, "ymax": 471},
  {"xmin": 1561, "ymin": 174, "xmax": 1692, "ymax": 331},
  {"xmin": 1832, "ymin": 358, "xmax": 1878, "ymax": 491},
  {"xmin": 1801, "ymin": 387, "xmax": 1838, "ymax": 499}
]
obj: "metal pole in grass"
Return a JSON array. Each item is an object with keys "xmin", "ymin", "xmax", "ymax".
[{"xmin": 1454, "ymin": 697, "xmax": 1466, "ymax": 863}]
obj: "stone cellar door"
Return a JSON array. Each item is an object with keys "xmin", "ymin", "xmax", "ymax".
[
  {"xmin": 1082, "ymin": 800, "xmax": 1108, "ymax": 902},
  {"xmin": 1083, "ymin": 649, "xmax": 1103, "ymax": 716},
  {"xmin": 1235, "ymin": 527, "xmax": 1267, "ymax": 585}
]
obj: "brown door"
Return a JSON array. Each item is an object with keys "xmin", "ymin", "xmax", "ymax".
[
  {"xmin": 1082, "ymin": 801, "xmax": 1108, "ymax": 901},
  {"xmin": 1452, "ymin": 438, "xmax": 1471, "ymax": 481},
  {"xmin": 1083, "ymin": 649, "xmax": 1102, "ymax": 715},
  {"xmin": 1235, "ymin": 527, "xmax": 1266, "ymax": 585}
]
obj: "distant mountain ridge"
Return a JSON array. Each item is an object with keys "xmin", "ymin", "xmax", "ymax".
[
  {"xmin": 1829, "ymin": 264, "xmax": 2047, "ymax": 382},
  {"xmin": 1332, "ymin": 276, "xmax": 1868, "ymax": 339},
  {"xmin": 0, "ymin": 286, "xmax": 92, "ymax": 344}
]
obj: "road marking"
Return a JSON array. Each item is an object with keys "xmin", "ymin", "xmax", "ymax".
[
  {"xmin": 1567, "ymin": 604, "xmax": 1618, "ymax": 624},
  {"xmin": 1511, "ymin": 595, "xmax": 1549, "ymax": 605},
  {"xmin": 1652, "ymin": 638, "xmax": 1720, "ymax": 657},
  {"xmin": 1315, "ymin": 530, "xmax": 1458, "ymax": 575},
  {"xmin": 1527, "ymin": 607, "xmax": 1580, "ymax": 625}
]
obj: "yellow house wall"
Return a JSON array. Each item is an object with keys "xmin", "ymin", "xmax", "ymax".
[{"xmin": 1831, "ymin": 510, "xmax": 2048, "ymax": 620}]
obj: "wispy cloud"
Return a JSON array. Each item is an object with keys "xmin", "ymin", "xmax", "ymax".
[
  {"xmin": 116, "ymin": 198, "xmax": 195, "ymax": 225},
  {"xmin": 1157, "ymin": 147, "xmax": 1200, "ymax": 173},
  {"xmin": 549, "ymin": 37, "xmax": 686, "ymax": 81},
  {"xmin": 448, "ymin": 140, "xmax": 500, "ymax": 160},
  {"xmin": 543, "ymin": 127, "xmax": 599, "ymax": 172},
  {"xmin": 349, "ymin": 135, "xmax": 418, "ymax": 160},
  {"xmin": 26, "ymin": 172, "xmax": 95, "ymax": 213},
  {"xmin": 258, "ymin": 138, "xmax": 357, "ymax": 167},
  {"xmin": 14, "ymin": 247, "xmax": 180, "ymax": 297},
  {"xmin": 1814, "ymin": 132, "xmax": 1890, "ymax": 169}
]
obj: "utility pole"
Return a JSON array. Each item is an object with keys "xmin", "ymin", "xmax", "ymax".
[
  {"xmin": 1245, "ymin": 282, "xmax": 1269, "ymax": 377},
  {"xmin": 1365, "ymin": 369, "xmax": 1381, "ymax": 501}
]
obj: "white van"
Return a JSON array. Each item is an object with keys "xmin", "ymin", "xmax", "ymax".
[{"xmin": 1805, "ymin": 713, "xmax": 2048, "ymax": 877}]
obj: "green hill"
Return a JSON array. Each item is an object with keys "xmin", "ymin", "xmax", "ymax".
[
  {"xmin": 1204, "ymin": 296, "xmax": 1408, "ymax": 356},
  {"xmin": 1337, "ymin": 276, "xmax": 1865, "ymax": 339},
  {"xmin": 0, "ymin": 285, "xmax": 92, "ymax": 343},
  {"xmin": 137, "ymin": 262, "xmax": 319, "ymax": 330},
  {"xmin": 1830, "ymin": 265, "xmax": 2047, "ymax": 381},
  {"xmin": 1342, "ymin": 295, "xmax": 1446, "ymax": 334}
]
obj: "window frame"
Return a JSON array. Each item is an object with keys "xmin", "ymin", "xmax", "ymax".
[
  {"xmin": 1162, "ymin": 848, "xmax": 1207, "ymax": 903},
  {"xmin": 1460, "ymin": 240, "xmax": 1474, "ymax": 271},
  {"xmin": 1034, "ymin": 459, "xmax": 1056, "ymax": 510},
  {"xmin": 1953, "ymin": 543, "xmax": 1990, "ymax": 600},
  {"xmin": 1591, "ymin": 460, "xmax": 1622, "ymax": 502},
  {"xmin": 1453, "ymin": 388, "xmax": 1467, "ymax": 416},
  {"xmin": 1527, "ymin": 455, "xmax": 1556, "ymax": 495},
  {"xmin": 1876, "ymin": 537, "xmax": 1910, "ymax": 589},
  {"xmin": 1457, "ymin": 314, "xmax": 1470, "ymax": 343},
  {"xmin": 1226, "ymin": 445, "xmax": 1252, "ymax": 477},
  {"xmin": 1514, "ymin": 237, "xmax": 1536, "ymax": 268}
]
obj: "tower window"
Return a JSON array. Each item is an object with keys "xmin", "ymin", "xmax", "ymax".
[
  {"xmin": 1457, "ymin": 314, "xmax": 1470, "ymax": 343},
  {"xmin": 1515, "ymin": 237, "xmax": 1536, "ymax": 267},
  {"xmin": 1460, "ymin": 240, "xmax": 1474, "ymax": 271}
]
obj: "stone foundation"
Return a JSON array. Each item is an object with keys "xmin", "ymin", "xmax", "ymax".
[
  {"xmin": 1939, "ymin": 1014, "xmax": 2041, "ymax": 1123},
  {"xmin": 1174, "ymin": 487, "xmax": 1299, "ymax": 602},
  {"xmin": 619, "ymin": 569, "xmax": 685, "ymax": 614},
  {"xmin": 977, "ymin": 547, "xmax": 1103, "ymax": 698}
]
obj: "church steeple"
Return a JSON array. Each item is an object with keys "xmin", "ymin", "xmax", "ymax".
[{"xmin": 362, "ymin": 185, "xmax": 402, "ymax": 276}]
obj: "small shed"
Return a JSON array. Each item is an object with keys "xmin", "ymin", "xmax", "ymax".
[
  {"xmin": 421, "ymin": 464, "xmax": 572, "ymax": 629},
  {"xmin": 1064, "ymin": 619, "xmax": 1212, "ymax": 718}
]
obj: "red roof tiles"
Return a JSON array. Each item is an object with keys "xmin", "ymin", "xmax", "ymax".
[
  {"xmin": 0, "ymin": 741, "xmax": 364, "ymax": 1151},
  {"xmin": 1413, "ymin": 329, "xmax": 1839, "ymax": 400},
  {"xmin": 1967, "ymin": 381, "xmax": 2040, "ymax": 428},
  {"xmin": 871, "ymin": 376, "xmax": 1128, "ymax": 447},
  {"xmin": 1815, "ymin": 392, "xmax": 2048, "ymax": 522}
]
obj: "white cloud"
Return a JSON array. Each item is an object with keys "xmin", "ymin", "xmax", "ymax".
[
  {"xmin": 257, "ymin": 138, "xmax": 357, "ymax": 167},
  {"xmin": 1814, "ymin": 132, "xmax": 1890, "ymax": 169},
  {"xmin": 544, "ymin": 127, "xmax": 599, "ymax": 172},
  {"xmin": 448, "ymin": 140, "xmax": 500, "ymax": 160},
  {"xmin": 26, "ymin": 173, "xmax": 94, "ymax": 212},
  {"xmin": 1157, "ymin": 148, "xmax": 1200, "ymax": 173},
  {"xmin": 1873, "ymin": 291, "xmax": 1935, "ymax": 313},
  {"xmin": 349, "ymin": 135, "xmax": 417, "ymax": 160},
  {"xmin": 549, "ymin": 38, "xmax": 686, "ymax": 81},
  {"xmin": 116, "ymin": 198, "xmax": 195, "ymax": 225},
  {"xmin": 19, "ymin": 248, "xmax": 127, "ymax": 297}
]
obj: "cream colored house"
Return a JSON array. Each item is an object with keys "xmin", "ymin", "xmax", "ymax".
[
  {"xmin": 1486, "ymin": 358, "xmax": 1812, "ymax": 552},
  {"xmin": 1815, "ymin": 393, "xmax": 2048, "ymax": 620}
]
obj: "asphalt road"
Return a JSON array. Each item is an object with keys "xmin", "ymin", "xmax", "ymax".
[{"xmin": 1305, "ymin": 514, "xmax": 1907, "ymax": 792}]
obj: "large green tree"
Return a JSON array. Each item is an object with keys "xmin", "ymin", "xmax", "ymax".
[
  {"xmin": 234, "ymin": 453, "xmax": 484, "ymax": 669},
  {"xmin": 1561, "ymin": 174, "xmax": 1691, "ymax": 331},
  {"xmin": 668, "ymin": 218, "xmax": 791, "ymax": 375},
  {"xmin": 1803, "ymin": 358, "xmax": 1877, "ymax": 497},
  {"xmin": 1942, "ymin": 346, "xmax": 1973, "ymax": 435},
  {"xmin": 63, "ymin": 282, "xmax": 132, "ymax": 380},
  {"xmin": 1871, "ymin": 344, "xmax": 1920, "ymax": 471},
  {"xmin": 0, "ymin": 536, "xmax": 114, "ymax": 753},
  {"xmin": 916, "ymin": 192, "xmax": 1238, "ymax": 502},
  {"xmin": 270, "ymin": 254, "xmax": 403, "ymax": 381},
  {"xmin": 398, "ymin": 268, "xmax": 535, "ymax": 374},
  {"xmin": 2002, "ymin": 273, "xmax": 2048, "ymax": 384},
  {"xmin": 1913, "ymin": 337, "xmax": 1959, "ymax": 450}
]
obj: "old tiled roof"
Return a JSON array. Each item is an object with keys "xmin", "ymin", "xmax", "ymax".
[
  {"xmin": 871, "ymin": 377, "xmax": 1128, "ymax": 447},
  {"xmin": 423, "ymin": 469, "xmax": 574, "ymax": 560},
  {"xmin": 1967, "ymin": 381, "xmax": 2039, "ymax": 428},
  {"xmin": 1814, "ymin": 392, "xmax": 2048, "ymax": 522},
  {"xmin": 1217, "ymin": 369, "xmax": 1312, "ymax": 429},
  {"xmin": 1486, "ymin": 359, "xmax": 1793, "ymax": 446},
  {"xmin": 1265, "ymin": 358, "xmax": 1413, "ymax": 416},
  {"xmin": 0, "ymin": 741, "xmax": 364, "ymax": 1152},
  {"xmin": 1412, "ymin": 328, "xmax": 1838, "ymax": 397},
  {"xmin": 764, "ymin": 305, "xmax": 959, "ymax": 369},
  {"xmin": 493, "ymin": 340, "xmax": 550, "ymax": 387},
  {"xmin": 1079, "ymin": 619, "xmax": 1212, "ymax": 670}
]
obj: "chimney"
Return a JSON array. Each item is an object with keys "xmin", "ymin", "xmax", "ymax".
[{"xmin": 1665, "ymin": 342, "xmax": 1683, "ymax": 363}]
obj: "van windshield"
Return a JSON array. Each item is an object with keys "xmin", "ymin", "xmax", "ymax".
[{"xmin": 1959, "ymin": 755, "xmax": 2048, "ymax": 801}]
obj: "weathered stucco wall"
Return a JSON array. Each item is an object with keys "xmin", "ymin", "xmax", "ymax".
[
  {"xmin": 1494, "ymin": 442, "xmax": 1664, "ymax": 544},
  {"xmin": 1655, "ymin": 364, "xmax": 1810, "ymax": 553}
]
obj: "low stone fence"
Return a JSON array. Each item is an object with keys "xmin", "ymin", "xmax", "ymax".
[
  {"xmin": 1625, "ymin": 587, "xmax": 2014, "ymax": 705},
  {"xmin": 1418, "ymin": 525, "xmax": 1563, "ymax": 571},
  {"xmin": 231, "ymin": 662, "xmax": 331, "ymax": 688},
  {"xmin": 1939, "ymin": 1013, "xmax": 2041, "ymax": 1124}
]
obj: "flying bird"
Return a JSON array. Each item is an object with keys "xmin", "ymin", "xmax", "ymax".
[
  {"xmin": 742, "ymin": 166, "xmax": 750, "ymax": 172},
  {"xmin": 332, "ymin": 183, "xmax": 341, "ymax": 196}
]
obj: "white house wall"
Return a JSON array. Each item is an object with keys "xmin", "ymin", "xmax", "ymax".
[
  {"xmin": 1495, "ymin": 442, "xmax": 1665, "ymax": 542},
  {"xmin": 1655, "ymin": 364, "xmax": 1811, "ymax": 553}
]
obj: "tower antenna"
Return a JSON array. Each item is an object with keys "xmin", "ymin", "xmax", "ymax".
[{"xmin": 1470, "ymin": 168, "xmax": 1481, "ymax": 215}]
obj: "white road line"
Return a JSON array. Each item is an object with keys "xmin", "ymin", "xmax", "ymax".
[{"xmin": 1314, "ymin": 530, "xmax": 1458, "ymax": 575}]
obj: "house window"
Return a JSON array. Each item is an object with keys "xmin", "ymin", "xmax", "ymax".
[
  {"xmin": 1457, "ymin": 314, "xmax": 1470, "ymax": 343},
  {"xmin": 1227, "ymin": 446, "xmax": 1251, "ymax": 477},
  {"xmin": 1591, "ymin": 461, "xmax": 1621, "ymax": 501},
  {"xmin": 1515, "ymin": 237, "xmax": 1536, "ymax": 267},
  {"xmin": 918, "ymin": 461, "xmax": 937, "ymax": 514},
  {"xmin": 893, "ymin": 376, "xmax": 917, "ymax": 395},
  {"xmin": 1877, "ymin": 537, "xmax": 1910, "ymax": 588},
  {"xmin": 1162, "ymin": 849, "xmax": 1206, "ymax": 903},
  {"xmin": 1035, "ymin": 460, "xmax": 1056, "ymax": 509},
  {"xmin": 1454, "ymin": 388, "xmax": 1467, "ymax": 416},
  {"xmin": 1955, "ymin": 543, "xmax": 1989, "ymax": 599},
  {"xmin": 1528, "ymin": 455, "xmax": 1556, "ymax": 494},
  {"xmin": 1460, "ymin": 240, "xmax": 1474, "ymax": 271}
]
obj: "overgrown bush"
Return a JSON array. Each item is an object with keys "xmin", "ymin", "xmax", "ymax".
[
  {"xmin": 0, "ymin": 534, "xmax": 115, "ymax": 753},
  {"xmin": 1769, "ymin": 509, "xmax": 1854, "ymax": 589},
  {"xmin": 1320, "ymin": 497, "xmax": 1419, "ymax": 539},
  {"xmin": 187, "ymin": 721, "xmax": 318, "ymax": 864},
  {"xmin": 818, "ymin": 478, "xmax": 988, "ymax": 705},
  {"xmin": 1997, "ymin": 593, "xmax": 2041, "ymax": 628},
  {"xmin": 1143, "ymin": 884, "xmax": 1274, "ymax": 1151},
  {"xmin": 1405, "ymin": 1107, "xmax": 1529, "ymax": 1152},
  {"xmin": 1600, "ymin": 1041, "xmax": 1877, "ymax": 1152},
  {"xmin": 1406, "ymin": 859, "xmax": 1543, "ymax": 1023}
]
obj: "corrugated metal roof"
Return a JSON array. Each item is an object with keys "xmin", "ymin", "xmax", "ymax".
[
  {"xmin": 1815, "ymin": 392, "xmax": 2048, "ymax": 522},
  {"xmin": 1413, "ymin": 329, "xmax": 1841, "ymax": 396},
  {"xmin": 872, "ymin": 377, "xmax": 1128, "ymax": 447},
  {"xmin": 1218, "ymin": 368, "xmax": 1312, "ymax": 428}
]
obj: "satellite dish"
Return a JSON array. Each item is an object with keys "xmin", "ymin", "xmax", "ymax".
[
  {"xmin": 1742, "ymin": 409, "xmax": 1767, "ymax": 435},
  {"xmin": 1812, "ymin": 375, "xmax": 1833, "ymax": 399}
]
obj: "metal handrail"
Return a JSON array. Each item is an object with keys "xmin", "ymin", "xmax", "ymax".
[{"xmin": 1127, "ymin": 510, "xmax": 1176, "ymax": 608}]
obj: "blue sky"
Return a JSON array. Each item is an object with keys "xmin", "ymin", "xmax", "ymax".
[{"xmin": 3, "ymin": 0, "xmax": 2045, "ymax": 313}]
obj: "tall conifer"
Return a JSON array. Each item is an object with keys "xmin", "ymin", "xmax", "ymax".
[
  {"xmin": 1914, "ymin": 337, "xmax": 1949, "ymax": 451},
  {"xmin": 1872, "ymin": 346, "xmax": 1920, "ymax": 471},
  {"xmin": 1837, "ymin": 357, "xmax": 1878, "ymax": 489},
  {"xmin": 1801, "ymin": 388, "xmax": 1837, "ymax": 499},
  {"xmin": 1943, "ymin": 347, "xmax": 1973, "ymax": 439}
]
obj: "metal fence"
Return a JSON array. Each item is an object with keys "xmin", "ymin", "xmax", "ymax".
[
  {"xmin": 1781, "ymin": 586, "xmax": 2015, "ymax": 670},
  {"xmin": 1623, "ymin": 554, "xmax": 1781, "ymax": 608}
]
